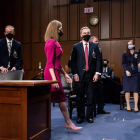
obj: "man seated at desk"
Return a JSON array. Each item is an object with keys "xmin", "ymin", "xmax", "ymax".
[
  {"xmin": 102, "ymin": 59, "xmax": 113, "ymax": 77},
  {"xmin": 0, "ymin": 25, "xmax": 23, "ymax": 74}
]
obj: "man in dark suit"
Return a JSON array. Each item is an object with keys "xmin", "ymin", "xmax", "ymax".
[
  {"xmin": 71, "ymin": 27, "xmax": 101, "ymax": 123},
  {"xmin": 0, "ymin": 25, "xmax": 22, "ymax": 74},
  {"xmin": 103, "ymin": 59, "xmax": 113, "ymax": 77},
  {"xmin": 90, "ymin": 36, "xmax": 110, "ymax": 114}
]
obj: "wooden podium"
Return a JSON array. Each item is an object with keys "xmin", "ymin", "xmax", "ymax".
[{"xmin": 0, "ymin": 80, "xmax": 57, "ymax": 140}]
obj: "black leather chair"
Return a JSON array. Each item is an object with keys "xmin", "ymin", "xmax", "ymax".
[
  {"xmin": 0, "ymin": 70, "xmax": 24, "ymax": 80},
  {"xmin": 69, "ymin": 95, "xmax": 96, "ymax": 119},
  {"xmin": 120, "ymin": 91, "xmax": 140, "ymax": 110},
  {"xmin": 53, "ymin": 74, "xmax": 73, "ymax": 107}
]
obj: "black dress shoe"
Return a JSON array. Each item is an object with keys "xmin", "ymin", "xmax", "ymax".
[
  {"xmin": 97, "ymin": 109, "xmax": 110, "ymax": 114},
  {"xmin": 87, "ymin": 117, "xmax": 94, "ymax": 123},
  {"xmin": 77, "ymin": 117, "xmax": 83, "ymax": 124}
]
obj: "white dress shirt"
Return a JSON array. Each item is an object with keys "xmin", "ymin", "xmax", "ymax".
[{"xmin": 103, "ymin": 67, "xmax": 108, "ymax": 73}]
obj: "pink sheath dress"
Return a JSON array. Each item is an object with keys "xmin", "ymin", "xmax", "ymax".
[{"xmin": 44, "ymin": 39, "xmax": 65, "ymax": 102}]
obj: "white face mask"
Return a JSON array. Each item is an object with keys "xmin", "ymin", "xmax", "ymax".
[{"xmin": 128, "ymin": 45, "xmax": 134, "ymax": 50}]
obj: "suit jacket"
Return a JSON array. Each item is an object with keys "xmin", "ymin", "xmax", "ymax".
[
  {"xmin": 99, "ymin": 48, "xmax": 103, "ymax": 73},
  {"xmin": 137, "ymin": 50, "xmax": 140, "ymax": 63},
  {"xmin": 0, "ymin": 38, "xmax": 22, "ymax": 70},
  {"xmin": 137, "ymin": 52, "xmax": 140, "ymax": 72},
  {"xmin": 71, "ymin": 41, "xmax": 101, "ymax": 82},
  {"xmin": 108, "ymin": 67, "xmax": 113, "ymax": 76}
]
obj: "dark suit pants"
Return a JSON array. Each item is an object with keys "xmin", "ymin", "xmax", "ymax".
[
  {"xmin": 75, "ymin": 71, "xmax": 95, "ymax": 119},
  {"xmin": 95, "ymin": 79, "xmax": 104, "ymax": 110}
]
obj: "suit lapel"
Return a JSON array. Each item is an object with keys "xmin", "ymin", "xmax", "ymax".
[
  {"xmin": 107, "ymin": 67, "xmax": 109, "ymax": 74},
  {"xmin": 11, "ymin": 39, "xmax": 15, "ymax": 55},
  {"xmin": 88, "ymin": 42, "xmax": 93, "ymax": 61},
  {"xmin": 79, "ymin": 42, "xmax": 85, "ymax": 60},
  {"xmin": 4, "ymin": 38, "xmax": 15, "ymax": 56},
  {"xmin": 4, "ymin": 38, "xmax": 9, "ymax": 54}
]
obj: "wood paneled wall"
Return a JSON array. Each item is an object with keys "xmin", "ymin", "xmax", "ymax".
[{"xmin": 0, "ymin": 0, "xmax": 140, "ymax": 82}]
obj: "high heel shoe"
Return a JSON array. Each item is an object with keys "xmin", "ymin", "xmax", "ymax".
[
  {"xmin": 134, "ymin": 109, "xmax": 139, "ymax": 113},
  {"xmin": 65, "ymin": 123, "xmax": 82, "ymax": 131},
  {"xmin": 127, "ymin": 109, "xmax": 132, "ymax": 112}
]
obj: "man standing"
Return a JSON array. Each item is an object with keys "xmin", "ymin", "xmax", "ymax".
[
  {"xmin": 0, "ymin": 25, "xmax": 23, "ymax": 74},
  {"xmin": 90, "ymin": 36, "xmax": 110, "ymax": 114},
  {"xmin": 71, "ymin": 27, "xmax": 101, "ymax": 123}
]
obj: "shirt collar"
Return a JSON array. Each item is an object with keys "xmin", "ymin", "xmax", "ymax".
[
  {"xmin": 82, "ymin": 40, "xmax": 89, "ymax": 46},
  {"xmin": 103, "ymin": 67, "xmax": 108, "ymax": 69},
  {"xmin": 6, "ymin": 38, "xmax": 13, "ymax": 44}
]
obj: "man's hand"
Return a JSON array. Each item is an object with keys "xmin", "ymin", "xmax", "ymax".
[
  {"xmin": 1, "ymin": 67, "xmax": 8, "ymax": 74},
  {"xmin": 93, "ymin": 74, "xmax": 99, "ymax": 82},
  {"xmin": 11, "ymin": 67, "xmax": 16, "ymax": 71},
  {"xmin": 74, "ymin": 75, "xmax": 79, "ymax": 82},
  {"xmin": 138, "ymin": 64, "xmax": 140, "ymax": 69}
]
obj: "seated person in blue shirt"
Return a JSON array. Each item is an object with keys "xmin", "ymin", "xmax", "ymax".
[{"xmin": 102, "ymin": 59, "xmax": 113, "ymax": 77}]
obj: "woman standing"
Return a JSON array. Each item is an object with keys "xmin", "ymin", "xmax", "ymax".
[
  {"xmin": 44, "ymin": 20, "xmax": 82, "ymax": 131},
  {"xmin": 122, "ymin": 40, "xmax": 139, "ymax": 112}
]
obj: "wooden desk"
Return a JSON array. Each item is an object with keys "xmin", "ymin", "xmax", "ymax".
[{"xmin": 0, "ymin": 80, "xmax": 57, "ymax": 140}]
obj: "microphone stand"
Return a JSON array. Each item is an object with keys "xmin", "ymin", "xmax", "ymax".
[{"xmin": 31, "ymin": 69, "xmax": 44, "ymax": 80}]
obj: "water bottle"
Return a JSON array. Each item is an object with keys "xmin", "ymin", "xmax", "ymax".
[{"xmin": 111, "ymin": 71, "xmax": 115, "ymax": 79}]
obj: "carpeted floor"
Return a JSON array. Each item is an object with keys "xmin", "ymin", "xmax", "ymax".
[{"xmin": 50, "ymin": 102, "xmax": 140, "ymax": 140}]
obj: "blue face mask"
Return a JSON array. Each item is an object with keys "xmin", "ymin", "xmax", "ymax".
[{"xmin": 128, "ymin": 45, "xmax": 134, "ymax": 50}]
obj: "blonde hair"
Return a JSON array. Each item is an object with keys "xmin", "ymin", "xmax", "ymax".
[
  {"xmin": 5, "ymin": 25, "xmax": 15, "ymax": 32},
  {"xmin": 44, "ymin": 20, "xmax": 62, "ymax": 42}
]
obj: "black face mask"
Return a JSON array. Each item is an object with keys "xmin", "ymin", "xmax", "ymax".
[
  {"xmin": 6, "ymin": 33, "xmax": 13, "ymax": 40},
  {"xmin": 103, "ymin": 64, "xmax": 107, "ymax": 67},
  {"xmin": 82, "ymin": 35, "xmax": 90, "ymax": 42},
  {"xmin": 58, "ymin": 30, "xmax": 63, "ymax": 37}
]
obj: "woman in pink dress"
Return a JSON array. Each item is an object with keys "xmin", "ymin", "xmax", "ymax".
[{"xmin": 44, "ymin": 20, "xmax": 82, "ymax": 131}]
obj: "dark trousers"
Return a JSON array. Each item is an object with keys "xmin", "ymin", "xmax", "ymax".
[
  {"xmin": 75, "ymin": 72, "xmax": 95, "ymax": 119},
  {"xmin": 95, "ymin": 79, "xmax": 104, "ymax": 110},
  {"xmin": 139, "ymin": 73, "xmax": 140, "ymax": 82}
]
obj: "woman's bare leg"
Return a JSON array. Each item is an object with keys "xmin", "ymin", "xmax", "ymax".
[
  {"xmin": 125, "ymin": 92, "xmax": 131, "ymax": 110},
  {"xmin": 59, "ymin": 102, "xmax": 71, "ymax": 124},
  {"xmin": 59, "ymin": 102, "xmax": 82, "ymax": 131},
  {"xmin": 133, "ymin": 92, "xmax": 139, "ymax": 111}
]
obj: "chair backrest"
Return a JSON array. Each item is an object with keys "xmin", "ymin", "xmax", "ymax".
[
  {"xmin": 59, "ymin": 74, "xmax": 73, "ymax": 89},
  {"xmin": 0, "ymin": 70, "xmax": 24, "ymax": 80}
]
